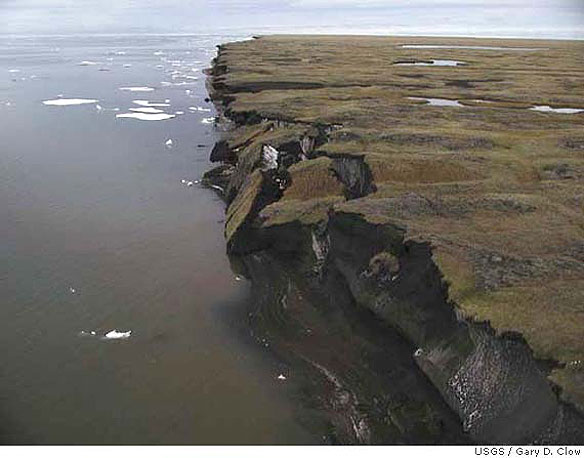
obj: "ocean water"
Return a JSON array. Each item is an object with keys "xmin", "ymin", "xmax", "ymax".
[{"xmin": 0, "ymin": 34, "xmax": 317, "ymax": 444}]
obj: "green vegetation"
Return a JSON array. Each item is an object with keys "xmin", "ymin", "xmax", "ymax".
[{"xmin": 212, "ymin": 35, "xmax": 584, "ymax": 412}]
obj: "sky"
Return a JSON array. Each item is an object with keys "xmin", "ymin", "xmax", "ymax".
[{"xmin": 0, "ymin": 0, "xmax": 583, "ymax": 38}]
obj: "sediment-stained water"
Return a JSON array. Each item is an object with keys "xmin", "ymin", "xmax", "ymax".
[{"xmin": 0, "ymin": 34, "xmax": 318, "ymax": 445}]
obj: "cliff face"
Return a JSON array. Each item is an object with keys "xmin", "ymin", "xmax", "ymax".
[{"xmin": 203, "ymin": 36, "xmax": 584, "ymax": 444}]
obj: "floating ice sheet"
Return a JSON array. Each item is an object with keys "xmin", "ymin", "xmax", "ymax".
[
  {"xmin": 103, "ymin": 330, "xmax": 132, "ymax": 340},
  {"xmin": 43, "ymin": 98, "xmax": 99, "ymax": 106},
  {"xmin": 116, "ymin": 112, "xmax": 175, "ymax": 121},
  {"xmin": 201, "ymin": 117, "xmax": 215, "ymax": 124},
  {"xmin": 132, "ymin": 99, "xmax": 170, "ymax": 107},
  {"xmin": 119, "ymin": 86, "xmax": 155, "ymax": 92},
  {"xmin": 129, "ymin": 107, "xmax": 165, "ymax": 114},
  {"xmin": 189, "ymin": 106, "xmax": 211, "ymax": 112}
]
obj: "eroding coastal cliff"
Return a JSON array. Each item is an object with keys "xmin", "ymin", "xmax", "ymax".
[{"xmin": 203, "ymin": 36, "xmax": 584, "ymax": 444}]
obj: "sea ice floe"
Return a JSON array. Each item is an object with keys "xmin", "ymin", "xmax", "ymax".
[
  {"xmin": 161, "ymin": 81, "xmax": 196, "ymax": 87},
  {"xmin": 201, "ymin": 117, "xmax": 215, "ymax": 124},
  {"xmin": 132, "ymin": 99, "xmax": 170, "ymax": 107},
  {"xmin": 123, "ymin": 64, "xmax": 132, "ymax": 68},
  {"xmin": 409, "ymin": 97, "xmax": 463, "ymax": 107},
  {"xmin": 119, "ymin": 86, "xmax": 155, "ymax": 92},
  {"xmin": 175, "ymin": 111, "xmax": 184, "ymax": 115},
  {"xmin": 129, "ymin": 107, "xmax": 165, "ymax": 114},
  {"xmin": 96, "ymin": 105, "xmax": 120, "ymax": 112},
  {"xmin": 79, "ymin": 60, "xmax": 98, "ymax": 66},
  {"xmin": 43, "ymin": 98, "xmax": 99, "ymax": 106},
  {"xmin": 8, "ymin": 69, "xmax": 21, "ymax": 73},
  {"xmin": 277, "ymin": 374, "xmax": 287, "ymax": 381},
  {"xmin": 165, "ymin": 138, "xmax": 173, "ymax": 148},
  {"xmin": 103, "ymin": 329, "xmax": 132, "ymax": 340},
  {"xmin": 529, "ymin": 105, "xmax": 584, "ymax": 114},
  {"xmin": 181, "ymin": 179, "xmax": 195, "ymax": 187},
  {"xmin": 189, "ymin": 106, "xmax": 211, "ymax": 112},
  {"xmin": 153, "ymin": 51, "xmax": 165, "ymax": 56},
  {"xmin": 116, "ymin": 112, "xmax": 175, "ymax": 121}
]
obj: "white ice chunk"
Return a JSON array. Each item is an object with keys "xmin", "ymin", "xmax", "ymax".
[
  {"xmin": 79, "ymin": 60, "xmax": 98, "ymax": 66},
  {"xmin": 119, "ymin": 86, "xmax": 155, "ymax": 92},
  {"xmin": 116, "ymin": 112, "xmax": 176, "ymax": 121},
  {"xmin": 165, "ymin": 138, "xmax": 173, "ymax": 148},
  {"xmin": 277, "ymin": 374, "xmax": 287, "ymax": 381},
  {"xmin": 43, "ymin": 98, "xmax": 99, "ymax": 106},
  {"xmin": 262, "ymin": 145, "xmax": 279, "ymax": 170},
  {"xmin": 189, "ymin": 106, "xmax": 211, "ymax": 112},
  {"xmin": 103, "ymin": 330, "xmax": 132, "ymax": 340},
  {"xmin": 132, "ymin": 99, "xmax": 170, "ymax": 107},
  {"xmin": 129, "ymin": 107, "xmax": 165, "ymax": 114},
  {"xmin": 201, "ymin": 117, "xmax": 215, "ymax": 124}
]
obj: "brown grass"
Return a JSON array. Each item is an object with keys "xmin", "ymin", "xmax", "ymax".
[{"xmin": 216, "ymin": 35, "xmax": 584, "ymax": 409}]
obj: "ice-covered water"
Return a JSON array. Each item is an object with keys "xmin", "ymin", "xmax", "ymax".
[
  {"xmin": 0, "ymin": 33, "xmax": 317, "ymax": 445},
  {"xmin": 529, "ymin": 105, "xmax": 584, "ymax": 114},
  {"xmin": 409, "ymin": 96, "xmax": 464, "ymax": 107},
  {"xmin": 395, "ymin": 59, "xmax": 465, "ymax": 66},
  {"xmin": 43, "ymin": 98, "xmax": 99, "ymax": 106}
]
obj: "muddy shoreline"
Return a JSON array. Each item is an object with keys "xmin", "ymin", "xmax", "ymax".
[{"xmin": 201, "ymin": 37, "xmax": 584, "ymax": 444}]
